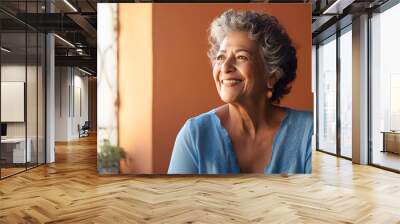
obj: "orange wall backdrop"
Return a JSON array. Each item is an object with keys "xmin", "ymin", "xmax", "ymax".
[
  {"xmin": 119, "ymin": 3, "xmax": 153, "ymax": 173},
  {"xmin": 119, "ymin": 3, "xmax": 312, "ymax": 174}
]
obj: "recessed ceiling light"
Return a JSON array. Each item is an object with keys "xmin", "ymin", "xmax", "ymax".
[
  {"xmin": 63, "ymin": 0, "xmax": 78, "ymax": 12},
  {"xmin": 54, "ymin": 34, "xmax": 75, "ymax": 48},
  {"xmin": 1, "ymin": 47, "xmax": 11, "ymax": 53},
  {"xmin": 323, "ymin": 0, "xmax": 355, "ymax": 15},
  {"xmin": 77, "ymin": 67, "xmax": 93, "ymax": 76}
]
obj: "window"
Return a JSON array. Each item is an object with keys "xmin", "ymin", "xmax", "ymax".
[
  {"xmin": 339, "ymin": 27, "xmax": 352, "ymax": 158},
  {"xmin": 317, "ymin": 35, "xmax": 337, "ymax": 155},
  {"xmin": 370, "ymin": 2, "xmax": 400, "ymax": 171}
]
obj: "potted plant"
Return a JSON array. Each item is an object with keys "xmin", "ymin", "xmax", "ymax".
[{"xmin": 97, "ymin": 139, "xmax": 125, "ymax": 174}]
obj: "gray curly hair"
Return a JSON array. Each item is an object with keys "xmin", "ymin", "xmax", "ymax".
[{"xmin": 208, "ymin": 9, "xmax": 297, "ymax": 102}]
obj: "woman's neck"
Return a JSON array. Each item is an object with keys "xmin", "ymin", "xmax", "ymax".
[{"xmin": 228, "ymin": 98, "xmax": 283, "ymax": 138}]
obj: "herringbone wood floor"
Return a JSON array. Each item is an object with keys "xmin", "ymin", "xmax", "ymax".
[{"xmin": 1, "ymin": 135, "xmax": 400, "ymax": 223}]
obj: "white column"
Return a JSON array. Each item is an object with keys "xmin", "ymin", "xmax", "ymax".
[
  {"xmin": 45, "ymin": 0, "xmax": 55, "ymax": 163},
  {"xmin": 46, "ymin": 32, "xmax": 55, "ymax": 163},
  {"xmin": 352, "ymin": 14, "xmax": 369, "ymax": 164}
]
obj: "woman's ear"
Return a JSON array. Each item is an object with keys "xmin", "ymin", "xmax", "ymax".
[
  {"xmin": 265, "ymin": 69, "xmax": 280, "ymax": 88},
  {"xmin": 266, "ymin": 73, "xmax": 278, "ymax": 89},
  {"xmin": 264, "ymin": 73, "xmax": 274, "ymax": 99}
]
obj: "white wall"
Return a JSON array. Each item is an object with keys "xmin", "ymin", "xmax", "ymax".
[
  {"xmin": 55, "ymin": 67, "xmax": 69, "ymax": 141},
  {"xmin": 54, "ymin": 67, "xmax": 89, "ymax": 141},
  {"xmin": 72, "ymin": 72, "xmax": 89, "ymax": 138},
  {"xmin": 1, "ymin": 65, "xmax": 26, "ymax": 137},
  {"xmin": 1, "ymin": 65, "xmax": 38, "ymax": 138}
]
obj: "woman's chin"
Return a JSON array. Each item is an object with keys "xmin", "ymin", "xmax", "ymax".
[{"xmin": 219, "ymin": 94, "xmax": 240, "ymax": 104}]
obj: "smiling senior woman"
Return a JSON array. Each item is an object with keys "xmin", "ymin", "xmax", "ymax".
[{"xmin": 168, "ymin": 9, "xmax": 313, "ymax": 174}]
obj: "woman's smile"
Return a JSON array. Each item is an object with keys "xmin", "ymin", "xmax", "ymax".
[{"xmin": 220, "ymin": 78, "xmax": 243, "ymax": 87}]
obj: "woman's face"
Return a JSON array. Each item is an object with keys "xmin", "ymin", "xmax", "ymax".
[{"xmin": 213, "ymin": 31, "xmax": 267, "ymax": 104}]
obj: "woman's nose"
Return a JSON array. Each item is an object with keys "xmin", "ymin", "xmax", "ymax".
[{"xmin": 221, "ymin": 56, "xmax": 236, "ymax": 73}]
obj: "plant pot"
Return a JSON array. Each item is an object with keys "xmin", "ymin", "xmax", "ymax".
[
  {"xmin": 97, "ymin": 160, "xmax": 120, "ymax": 174},
  {"xmin": 98, "ymin": 166, "xmax": 119, "ymax": 174}
]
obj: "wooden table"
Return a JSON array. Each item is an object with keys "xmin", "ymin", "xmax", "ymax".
[{"xmin": 381, "ymin": 131, "xmax": 400, "ymax": 154}]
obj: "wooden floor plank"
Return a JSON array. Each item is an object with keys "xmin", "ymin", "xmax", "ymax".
[{"xmin": 0, "ymin": 135, "xmax": 400, "ymax": 223}]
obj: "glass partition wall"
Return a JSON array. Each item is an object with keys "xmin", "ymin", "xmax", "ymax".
[
  {"xmin": 0, "ymin": 1, "xmax": 46, "ymax": 179},
  {"xmin": 316, "ymin": 25, "xmax": 353, "ymax": 159},
  {"xmin": 0, "ymin": 31, "xmax": 27, "ymax": 177},
  {"xmin": 370, "ymin": 2, "xmax": 400, "ymax": 171}
]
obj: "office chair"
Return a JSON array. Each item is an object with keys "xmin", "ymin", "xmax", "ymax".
[{"xmin": 79, "ymin": 121, "xmax": 90, "ymax": 138}]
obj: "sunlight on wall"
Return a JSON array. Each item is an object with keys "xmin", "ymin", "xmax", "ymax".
[{"xmin": 97, "ymin": 4, "xmax": 118, "ymax": 159}]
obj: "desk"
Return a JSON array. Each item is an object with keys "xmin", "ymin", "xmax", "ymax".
[
  {"xmin": 381, "ymin": 131, "xmax": 400, "ymax": 154},
  {"xmin": 1, "ymin": 138, "xmax": 31, "ymax": 163}
]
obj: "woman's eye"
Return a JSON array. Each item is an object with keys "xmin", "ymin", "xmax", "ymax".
[
  {"xmin": 216, "ymin": 55, "xmax": 225, "ymax": 61},
  {"xmin": 237, "ymin": 55, "xmax": 248, "ymax": 60}
]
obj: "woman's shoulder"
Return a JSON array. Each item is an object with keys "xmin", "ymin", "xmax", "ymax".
[
  {"xmin": 285, "ymin": 107, "xmax": 313, "ymax": 131},
  {"xmin": 176, "ymin": 108, "xmax": 222, "ymax": 146},
  {"xmin": 287, "ymin": 108, "xmax": 313, "ymax": 120},
  {"xmin": 183, "ymin": 108, "xmax": 220, "ymax": 132}
]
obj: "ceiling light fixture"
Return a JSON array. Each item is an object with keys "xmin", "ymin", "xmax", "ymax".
[
  {"xmin": 54, "ymin": 34, "xmax": 75, "ymax": 48},
  {"xmin": 78, "ymin": 67, "xmax": 93, "ymax": 76},
  {"xmin": 323, "ymin": 0, "xmax": 355, "ymax": 15},
  {"xmin": 63, "ymin": 0, "xmax": 78, "ymax": 12},
  {"xmin": 1, "ymin": 47, "xmax": 11, "ymax": 53}
]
